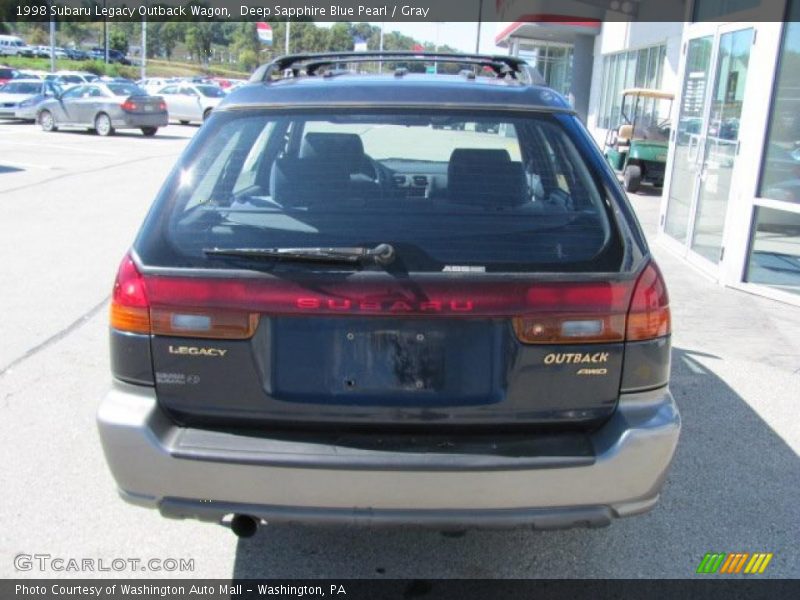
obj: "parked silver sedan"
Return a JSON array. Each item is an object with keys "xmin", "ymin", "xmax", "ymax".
[
  {"xmin": 0, "ymin": 79, "xmax": 60, "ymax": 121},
  {"xmin": 36, "ymin": 82, "xmax": 168, "ymax": 136},
  {"xmin": 157, "ymin": 82, "xmax": 225, "ymax": 124}
]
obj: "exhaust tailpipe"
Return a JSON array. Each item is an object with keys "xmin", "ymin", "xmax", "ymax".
[{"xmin": 230, "ymin": 514, "xmax": 259, "ymax": 538}]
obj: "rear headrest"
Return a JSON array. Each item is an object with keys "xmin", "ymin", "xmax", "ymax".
[
  {"xmin": 449, "ymin": 148, "xmax": 511, "ymax": 166},
  {"xmin": 448, "ymin": 149, "xmax": 527, "ymax": 208},
  {"xmin": 270, "ymin": 156, "xmax": 349, "ymax": 207},
  {"xmin": 300, "ymin": 133, "xmax": 366, "ymax": 161}
]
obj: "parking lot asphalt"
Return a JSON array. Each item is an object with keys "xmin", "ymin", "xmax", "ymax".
[{"xmin": 0, "ymin": 121, "xmax": 798, "ymax": 579}]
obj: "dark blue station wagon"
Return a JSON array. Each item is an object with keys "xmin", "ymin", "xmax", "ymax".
[{"xmin": 97, "ymin": 53, "xmax": 679, "ymax": 536}]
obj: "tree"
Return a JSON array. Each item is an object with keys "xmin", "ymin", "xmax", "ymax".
[
  {"xmin": 327, "ymin": 22, "xmax": 352, "ymax": 52},
  {"xmin": 184, "ymin": 22, "xmax": 214, "ymax": 64},
  {"xmin": 238, "ymin": 49, "xmax": 259, "ymax": 72},
  {"xmin": 231, "ymin": 22, "xmax": 259, "ymax": 61},
  {"xmin": 160, "ymin": 22, "xmax": 183, "ymax": 60},
  {"xmin": 109, "ymin": 28, "xmax": 128, "ymax": 54},
  {"xmin": 60, "ymin": 22, "xmax": 93, "ymax": 47},
  {"xmin": 26, "ymin": 25, "xmax": 49, "ymax": 46}
]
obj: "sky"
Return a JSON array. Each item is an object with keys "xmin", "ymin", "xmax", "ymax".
[{"xmin": 316, "ymin": 22, "xmax": 505, "ymax": 55}]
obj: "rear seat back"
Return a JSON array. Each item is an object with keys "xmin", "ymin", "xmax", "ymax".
[
  {"xmin": 269, "ymin": 156, "xmax": 350, "ymax": 207},
  {"xmin": 448, "ymin": 148, "xmax": 528, "ymax": 208}
]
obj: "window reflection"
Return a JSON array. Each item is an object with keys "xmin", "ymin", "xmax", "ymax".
[
  {"xmin": 746, "ymin": 207, "xmax": 800, "ymax": 295},
  {"xmin": 597, "ymin": 45, "xmax": 666, "ymax": 130},
  {"xmin": 759, "ymin": 11, "xmax": 800, "ymax": 203}
]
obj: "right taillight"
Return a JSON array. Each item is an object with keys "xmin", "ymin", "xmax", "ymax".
[{"xmin": 626, "ymin": 261, "xmax": 671, "ymax": 341}]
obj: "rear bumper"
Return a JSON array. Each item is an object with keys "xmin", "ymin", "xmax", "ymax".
[
  {"xmin": 112, "ymin": 112, "xmax": 168, "ymax": 129},
  {"xmin": 97, "ymin": 381, "xmax": 680, "ymax": 528}
]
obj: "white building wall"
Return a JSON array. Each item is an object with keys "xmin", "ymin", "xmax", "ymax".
[{"xmin": 586, "ymin": 22, "xmax": 684, "ymax": 146}]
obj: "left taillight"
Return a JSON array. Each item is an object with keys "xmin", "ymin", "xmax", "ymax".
[
  {"xmin": 109, "ymin": 254, "xmax": 258, "ymax": 339},
  {"xmin": 120, "ymin": 99, "xmax": 137, "ymax": 112},
  {"xmin": 110, "ymin": 254, "xmax": 150, "ymax": 334}
]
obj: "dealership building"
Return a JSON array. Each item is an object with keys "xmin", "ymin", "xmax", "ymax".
[{"xmin": 497, "ymin": 0, "xmax": 800, "ymax": 306}]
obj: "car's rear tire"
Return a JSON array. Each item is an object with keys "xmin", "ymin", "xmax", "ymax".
[
  {"xmin": 141, "ymin": 127, "xmax": 158, "ymax": 137},
  {"xmin": 624, "ymin": 165, "xmax": 641, "ymax": 193},
  {"xmin": 39, "ymin": 110, "xmax": 57, "ymax": 132},
  {"xmin": 95, "ymin": 113, "xmax": 114, "ymax": 137}
]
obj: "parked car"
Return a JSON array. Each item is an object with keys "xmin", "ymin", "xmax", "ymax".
[
  {"xmin": 43, "ymin": 71, "xmax": 98, "ymax": 88},
  {"xmin": 0, "ymin": 79, "xmax": 60, "ymax": 121},
  {"xmin": 37, "ymin": 81, "xmax": 167, "ymax": 136},
  {"xmin": 97, "ymin": 51, "xmax": 679, "ymax": 537},
  {"xmin": 65, "ymin": 48, "xmax": 91, "ymax": 61},
  {"xmin": 137, "ymin": 77, "xmax": 177, "ymax": 96},
  {"xmin": 0, "ymin": 66, "xmax": 18, "ymax": 85},
  {"xmin": 226, "ymin": 79, "xmax": 248, "ymax": 91},
  {"xmin": 99, "ymin": 76, "xmax": 135, "ymax": 84},
  {"xmin": 30, "ymin": 45, "xmax": 54, "ymax": 58},
  {"xmin": 90, "ymin": 47, "xmax": 131, "ymax": 65},
  {"xmin": 157, "ymin": 82, "xmax": 225, "ymax": 124},
  {"xmin": 0, "ymin": 35, "xmax": 29, "ymax": 57}
]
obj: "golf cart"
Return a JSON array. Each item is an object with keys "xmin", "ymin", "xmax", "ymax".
[{"xmin": 604, "ymin": 88, "xmax": 674, "ymax": 193}]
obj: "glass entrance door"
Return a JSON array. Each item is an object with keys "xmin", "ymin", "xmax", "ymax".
[{"xmin": 663, "ymin": 26, "xmax": 754, "ymax": 269}]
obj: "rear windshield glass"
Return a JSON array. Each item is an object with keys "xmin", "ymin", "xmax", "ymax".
[
  {"xmin": 107, "ymin": 83, "xmax": 145, "ymax": 96},
  {"xmin": 1, "ymin": 81, "xmax": 39, "ymax": 94},
  {"xmin": 140, "ymin": 110, "xmax": 618, "ymax": 273}
]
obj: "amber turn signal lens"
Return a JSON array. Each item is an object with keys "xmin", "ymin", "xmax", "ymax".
[{"xmin": 110, "ymin": 303, "xmax": 151, "ymax": 334}]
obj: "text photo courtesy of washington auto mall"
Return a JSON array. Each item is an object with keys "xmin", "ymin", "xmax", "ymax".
[{"xmin": 0, "ymin": 0, "xmax": 799, "ymax": 599}]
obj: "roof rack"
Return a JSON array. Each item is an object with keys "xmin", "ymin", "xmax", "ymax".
[{"xmin": 249, "ymin": 51, "xmax": 545, "ymax": 85}]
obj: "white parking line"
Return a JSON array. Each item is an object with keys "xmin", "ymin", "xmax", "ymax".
[{"xmin": 0, "ymin": 139, "xmax": 115, "ymax": 155}]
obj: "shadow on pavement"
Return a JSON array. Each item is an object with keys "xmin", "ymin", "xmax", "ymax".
[
  {"xmin": 40, "ymin": 129, "xmax": 189, "ymax": 141},
  {"xmin": 231, "ymin": 347, "xmax": 799, "ymax": 578},
  {"xmin": 0, "ymin": 164, "xmax": 24, "ymax": 174}
]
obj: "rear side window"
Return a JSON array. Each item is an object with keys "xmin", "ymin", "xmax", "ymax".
[
  {"xmin": 138, "ymin": 110, "xmax": 620, "ymax": 273},
  {"xmin": 197, "ymin": 85, "xmax": 225, "ymax": 98}
]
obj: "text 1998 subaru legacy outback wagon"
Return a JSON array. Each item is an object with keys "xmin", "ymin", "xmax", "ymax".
[{"xmin": 98, "ymin": 52, "xmax": 679, "ymax": 537}]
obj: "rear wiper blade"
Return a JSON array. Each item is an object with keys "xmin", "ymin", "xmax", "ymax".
[{"xmin": 204, "ymin": 243, "xmax": 396, "ymax": 266}]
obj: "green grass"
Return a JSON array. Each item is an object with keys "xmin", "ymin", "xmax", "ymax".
[{"xmin": 2, "ymin": 55, "xmax": 249, "ymax": 80}]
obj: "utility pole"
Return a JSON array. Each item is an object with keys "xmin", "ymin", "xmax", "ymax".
[
  {"xmin": 103, "ymin": 0, "xmax": 109, "ymax": 64},
  {"xmin": 49, "ymin": 15, "xmax": 55, "ymax": 73},
  {"xmin": 141, "ymin": 17, "xmax": 147, "ymax": 81},
  {"xmin": 285, "ymin": 21, "xmax": 290, "ymax": 54},
  {"xmin": 434, "ymin": 22, "xmax": 442, "ymax": 73},
  {"xmin": 475, "ymin": 0, "xmax": 483, "ymax": 54},
  {"xmin": 378, "ymin": 22, "xmax": 385, "ymax": 73}
]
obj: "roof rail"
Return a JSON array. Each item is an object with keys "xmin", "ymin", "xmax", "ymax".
[{"xmin": 249, "ymin": 51, "xmax": 546, "ymax": 85}]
